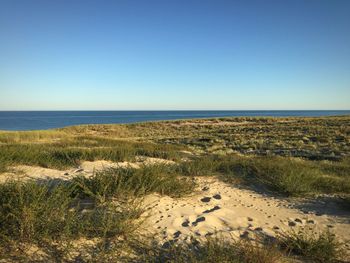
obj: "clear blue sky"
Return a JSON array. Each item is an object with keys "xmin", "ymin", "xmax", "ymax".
[{"xmin": 0, "ymin": 0, "xmax": 349, "ymax": 110}]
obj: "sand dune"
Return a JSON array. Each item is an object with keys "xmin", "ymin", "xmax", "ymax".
[
  {"xmin": 0, "ymin": 157, "xmax": 175, "ymax": 183},
  {"xmin": 1, "ymin": 160, "xmax": 349, "ymax": 254},
  {"xmin": 143, "ymin": 177, "xmax": 350, "ymax": 249}
]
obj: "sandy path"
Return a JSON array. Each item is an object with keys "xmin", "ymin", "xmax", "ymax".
[{"xmin": 143, "ymin": 177, "xmax": 350, "ymax": 249}]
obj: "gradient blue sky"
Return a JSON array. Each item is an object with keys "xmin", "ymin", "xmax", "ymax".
[{"xmin": 0, "ymin": 0, "xmax": 349, "ymax": 110}]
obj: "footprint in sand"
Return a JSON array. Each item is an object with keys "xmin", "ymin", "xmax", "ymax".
[
  {"xmin": 173, "ymin": 231, "xmax": 181, "ymax": 238},
  {"xmin": 213, "ymin": 194, "xmax": 222, "ymax": 200},
  {"xmin": 203, "ymin": 205, "xmax": 221, "ymax": 214},
  {"xmin": 288, "ymin": 221, "xmax": 297, "ymax": 227},
  {"xmin": 201, "ymin": 197, "xmax": 211, "ymax": 203},
  {"xmin": 182, "ymin": 220, "xmax": 190, "ymax": 227},
  {"xmin": 192, "ymin": 216, "xmax": 206, "ymax": 226},
  {"xmin": 294, "ymin": 218, "xmax": 303, "ymax": 224}
]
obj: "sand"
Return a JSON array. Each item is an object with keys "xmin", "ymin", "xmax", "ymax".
[
  {"xmin": 1, "ymin": 160, "xmax": 349, "ymax": 253},
  {"xmin": 142, "ymin": 177, "xmax": 350, "ymax": 249},
  {"xmin": 0, "ymin": 157, "xmax": 175, "ymax": 183}
]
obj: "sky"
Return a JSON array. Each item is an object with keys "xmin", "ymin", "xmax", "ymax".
[{"xmin": 0, "ymin": 0, "xmax": 349, "ymax": 110}]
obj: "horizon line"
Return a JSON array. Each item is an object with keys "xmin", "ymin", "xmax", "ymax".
[{"xmin": 0, "ymin": 109, "xmax": 350, "ymax": 112}]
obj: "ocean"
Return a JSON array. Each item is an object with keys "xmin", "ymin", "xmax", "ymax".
[{"xmin": 0, "ymin": 110, "xmax": 349, "ymax": 131}]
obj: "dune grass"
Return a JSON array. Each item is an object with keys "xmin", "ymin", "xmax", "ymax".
[
  {"xmin": 0, "ymin": 163, "xmax": 196, "ymax": 261},
  {"xmin": 138, "ymin": 237, "xmax": 284, "ymax": 263},
  {"xmin": 175, "ymin": 155, "xmax": 350, "ymax": 196},
  {"xmin": 279, "ymin": 228, "xmax": 345, "ymax": 263},
  {"xmin": 60, "ymin": 116, "xmax": 350, "ymax": 161},
  {"xmin": 136, "ymin": 228, "xmax": 347, "ymax": 263},
  {"xmin": 0, "ymin": 180, "xmax": 80, "ymax": 244},
  {"xmin": 0, "ymin": 117, "xmax": 349, "ymax": 261},
  {"xmin": 0, "ymin": 136, "xmax": 185, "ymax": 172},
  {"xmin": 0, "ymin": 179, "xmax": 142, "ymax": 261},
  {"xmin": 73, "ymin": 165, "xmax": 195, "ymax": 201},
  {"xmin": 0, "ymin": 130, "xmax": 69, "ymax": 144}
]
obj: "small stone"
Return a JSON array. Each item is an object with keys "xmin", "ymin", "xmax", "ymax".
[{"xmin": 202, "ymin": 186, "xmax": 209, "ymax": 191}]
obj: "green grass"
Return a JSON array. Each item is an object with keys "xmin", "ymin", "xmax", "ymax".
[
  {"xmin": 0, "ymin": 136, "xmax": 185, "ymax": 171},
  {"xmin": 0, "ymin": 163, "xmax": 348, "ymax": 261},
  {"xmin": 175, "ymin": 154, "xmax": 350, "ymax": 196},
  {"xmin": 279, "ymin": 228, "xmax": 345, "ymax": 263},
  {"xmin": 2, "ymin": 116, "xmax": 349, "ymax": 161},
  {"xmin": 136, "ymin": 237, "xmax": 284, "ymax": 263},
  {"xmin": 136, "ymin": 228, "xmax": 347, "ymax": 263},
  {"xmin": 0, "ymin": 180, "xmax": 79, "ymax": 244},
  {"xmin": 0, "ymin": 164, "xmax": 195, "ymax": 261},
  {"xmin": 0, "ymin": 117, "xmax": 349, "ymax": 261},
  {"xmin": 73, "ymin": 165, "xmax": 195, "ymax": 201}
]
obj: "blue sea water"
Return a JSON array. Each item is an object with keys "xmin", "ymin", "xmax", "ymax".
[{"xmin": 0, "ymin": 111, "xmax": 349, "ymax": 131}]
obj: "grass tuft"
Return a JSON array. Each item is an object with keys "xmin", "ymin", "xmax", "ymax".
[
  {"xmin": 73, "ymin": 165, "xmax": 195, "ymax": 201},
  {"xmin": 279, "ymin": 228, "xmax": 345, "ymax": 263},
  {"xmin": 137, "ymin": 237, "xmax": 284, "ymax": 263}
]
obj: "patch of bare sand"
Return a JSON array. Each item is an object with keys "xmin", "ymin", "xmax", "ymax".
[
  {"xmin": 0, "ymin": 157, "xmax": 175, "ymax": 183},
  {"xmin": 170, "ymin": 120, "xmax": 251, "ymax": 127},
  {"xmin": 142, "ymin": 177, "xmax": 350, "ymax": 251}
]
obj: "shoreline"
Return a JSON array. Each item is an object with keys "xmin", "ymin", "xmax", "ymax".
[{"xmin": 0, "ymin": 111, "xmax": 349, "ymax": 131}]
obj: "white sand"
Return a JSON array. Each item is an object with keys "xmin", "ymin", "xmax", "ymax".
[
  {"xmin": 0, "ymin": 157, "xmax": 175, "ymax": 183},
  {"xmin": 142, "ymin": 177, "xmax": 350, "ymax": 249},
  {"xmin": 1, "ymin": 160, "xmax": 349, "ymax": 253}
]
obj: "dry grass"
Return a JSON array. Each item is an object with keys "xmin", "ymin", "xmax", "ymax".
[{"xmin": 0, "ymin": 116, "xmax": 349, "ymax": 261}]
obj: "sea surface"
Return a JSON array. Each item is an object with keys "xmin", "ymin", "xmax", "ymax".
[{"xmin": 0, "ymin": 111, "xmax": 349, "ymax": 131}]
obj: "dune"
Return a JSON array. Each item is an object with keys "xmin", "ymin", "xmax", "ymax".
[{"xmin": 142, "ymin": 177, "xmax": 350, "ymax": 249}]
